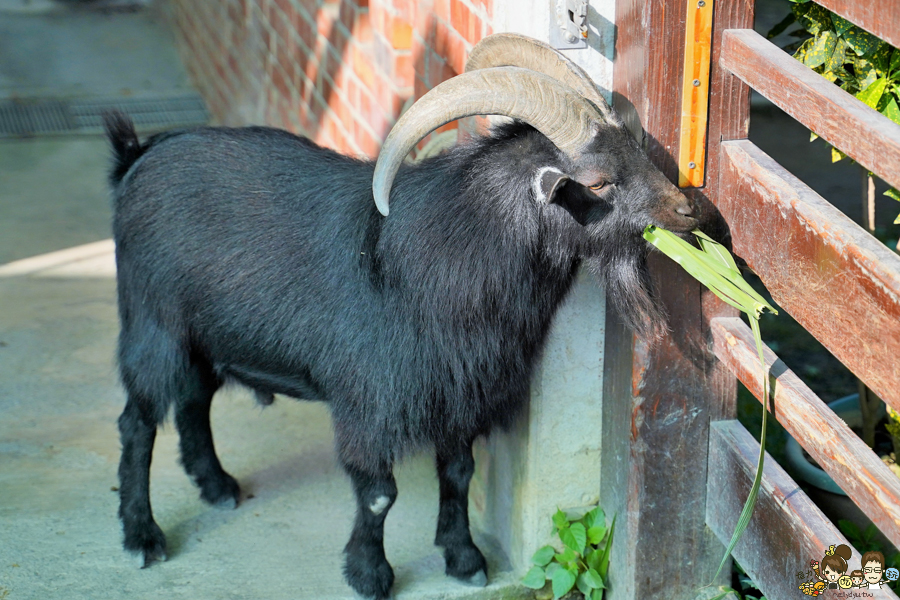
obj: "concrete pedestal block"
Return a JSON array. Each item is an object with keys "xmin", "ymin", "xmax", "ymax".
[{"xmin": 470, "ymin": 268, "xmax": 606, "ymax": 573}]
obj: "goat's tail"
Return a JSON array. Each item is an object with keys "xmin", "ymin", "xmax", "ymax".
[{"xmin": 103, "ymin": 110, "xmax": 145, "ymax": 186}]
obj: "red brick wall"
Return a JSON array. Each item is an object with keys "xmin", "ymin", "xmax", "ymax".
[{"xmin": 167, "ymin": 0, "xmax": 493, "ymax": 158}]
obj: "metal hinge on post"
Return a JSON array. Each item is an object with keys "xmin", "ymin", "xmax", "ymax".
[{"xmin": 550, "ymin": 0, "xmax": 588, "ymax": 50}]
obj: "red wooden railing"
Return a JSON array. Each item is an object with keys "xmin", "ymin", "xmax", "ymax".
[{"xmin": 606, "ymin": 1, "xmax": 900, "ymax": 598}]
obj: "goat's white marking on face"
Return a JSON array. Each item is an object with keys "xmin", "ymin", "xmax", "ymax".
[
  {"xmin": 533, "ymin": 166, "xmax": 566, "ymax": 204},
  {"xmin": 369, "ymin": 495, "xmax": 391, "ymax": 515}
]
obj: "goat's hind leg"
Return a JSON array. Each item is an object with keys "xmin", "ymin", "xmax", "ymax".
[
  {"xmin": 342, "ymin": 461, "xmax": 398, "ymax": 600},
  {"xmin": 173, "ymin": 360, "xmax": 240, "ymax": 508},
  {"xmin": 118, "ymin": 393, "xmax": 167, "ymax": 567},
  {"xmin": 435, "ymin": 439, "xmax": 488, "ymax": 586}
]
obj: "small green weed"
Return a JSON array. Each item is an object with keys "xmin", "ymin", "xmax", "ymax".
[{"xmin": 521, "ymin": 506, "xmax": 615, "ymax": 600}]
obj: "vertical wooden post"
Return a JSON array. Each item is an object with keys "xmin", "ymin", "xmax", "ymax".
[{"xmin": 600, "ymin": 0, "xmax": 753, "ymax": 598}]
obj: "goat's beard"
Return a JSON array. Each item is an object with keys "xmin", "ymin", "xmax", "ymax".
[{"xmin": 586, "ymin": 242, "xmax": 668, "ymax": 341}]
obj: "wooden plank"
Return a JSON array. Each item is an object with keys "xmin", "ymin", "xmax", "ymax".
[
  {"xmin": 677, "ymin": 0, "xmax": 715, "ymax": 188},
  {"xmin": 721, "ymin": 29, "xmax": 900, "ymax": 193},
  {"xmin": 718, "ymin": 139, "xmax": 900, "ymax": 413},
  {"xmin": 607, "ymin": 1, "xmax": 744, "ymax": 598},
  {"xmin": 814, "ymin": 0, "xmax": 900, "ymax": 51},
  {"xmin": 613, "ymin": 0, "xmax": 688, "ymax": 182},
  {"xmin": 707, "ymin": 421, "xmax": 900, "ymax": 600},
  {"xmin": 711, "ymin": 317, "xmax": 900, "ymax": 549},
  {"xmin": 600, "ymin": 259, "xmax": 738, "ymax": 600}
]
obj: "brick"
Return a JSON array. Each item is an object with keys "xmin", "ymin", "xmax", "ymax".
[
  {"xmin": 391, "ymin": 49, "xmax": 415, "ymax": 88},
  {"xmin": 357, "ymin": 126, "xmax": 382, "ymax": 158},
  {"xmin": 293, "ymin": 11, "xmax": 315, "ymax": 50},
  {"xmin": 321, "ymin": 71, "xmax": 335, "ymax": 102},
  {"xmin": 385, "ymin": 13, "xmax": 413, "ymax": 50},
  {"xmin": 339, "ymin": 0, "xmax": 355, "ymax": 28},
  {"xmin": 272, "ymin": 0, "xmax": 291, "ymax": 20},
  {"xmin": 335, "ymin": 65, "xmax": 349, "ymax": 91},
  {"xmin": 330, "ymin": 21, "xmax": 350, "ymax": 52},
  {"xmin": 446, "ymin": 28, "xmax": 468, "ymax": 75},
  {"xmin": 277, "ymin": 39, "xmax": 297, "ymax": 80},
  {"xmin": 325, "ymin": 115, "xmax": 343, "ymax": 148},
  {"xmin": 334, "ymin": 96, "xmax": 353, "ymax": 130},
  {"xmin": 345, "ymin": 77, "xmax": 359, "ymax": 110},
  {"xmin": 368, "ymin": 0, "xmax": 383, "ymax": 32},
  {"xmin": 450, "ymin": 0, "xmax": 480, "ymax": 45},
  {"xmin": 271, "ymin": 63, "xmax": 291, "ymax": 100},
  {"xmin": 227, "ymin": 52, "xmax": 240, "ymax": 77},
  {"xmin": 316, "ymin": 3, "xmax": 338, "ymax": 37},
  {"xmin": 373, "ymin": 75, "xmax": 408, "ymax": 117},
  {"xmin": 303, "ymin": 56, "xmax": 320, "ymax": 88},
  {"xmin": 360, "ymin": 89, "xmax": 389, "ymax": 136},
  {"xmin": 432, "ymin": 19, "xmax": 449, "ymax": 58},
  {"xmin": 393, "ymin": 0, "xmax": 414, "ymax": 23},
  {"xmin": 353, "ymin": 10, "xmax": 372, "ymax": 44},
  {"xmin": 261, "ymin": 22, "xmax": 272, "ymax": 49},
  {"xmin": 412, "ymin": 34, "xmax": 427, "ymax": 80},
  {"xmin": 426, "ymin": 50, "xmax": 444, "ymax": 87},
  {"xmin": 414, "ymin": 74, "xmax": 428, "ymax": 100},
  {"xmin": 436, "ymin": 120, "xmax": 459, "ymax": 134},
  {"xmin": 449, "ymin": 0, "xmax": 468, "ymax": 40},
  {"xmin": 227, "ymin": 2, "xmax": 242, "ymax": 29},
  {"xmin": 352, "ymin": 45, "xmax": 376, "ymax": 88},
  {"xmin": 297, "ymin": 0, "xmax": 318, "ymax": 16}
]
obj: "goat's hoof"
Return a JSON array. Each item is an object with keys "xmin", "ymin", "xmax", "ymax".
[
  {"xmin": 133, "ymin": 548, "xmax": 168, "ymax": 569},
  {"xmin": 444, "ymin": 543, "xmax": 488, "ymax": 586},
  {"xmin": 199, "ymin": 472, "xmax": 241, "ymax": 509},
  {"xmin": 458, "ymin": 569, "xmax": 488, "ymax": 587},
  {"xmin": 354, "ymin": 594, "xmax": 393, "ymax": 600},
  {"xmin": 124, "ymin": 521, "xmax": 168, "ymax": 568},
  {"xmin": 344, "ymin": 550, "xmax": 394, "ymax": 600}
]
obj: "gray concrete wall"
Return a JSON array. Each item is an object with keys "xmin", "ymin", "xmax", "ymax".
[{"xmin": 468, "ymin": 0, "xmax": 618, "ymax": 573}]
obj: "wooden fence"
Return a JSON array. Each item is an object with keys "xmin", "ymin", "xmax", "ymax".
[{"xmin": 605, "ymin": 0, "xmax": 900, "ymax": 598}]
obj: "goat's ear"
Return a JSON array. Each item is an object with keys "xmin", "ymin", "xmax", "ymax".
[{"xmin": 533, "ymin": 167, "xmax": 570, "ymax": 204}]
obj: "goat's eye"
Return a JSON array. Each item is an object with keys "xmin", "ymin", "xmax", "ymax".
[{"xmin": 589, "ymin": 181, "xmax": 610, "ymax": 192}]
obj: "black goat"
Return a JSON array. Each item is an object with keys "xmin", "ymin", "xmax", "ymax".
[{"xmin": 107, "ymin": 34, "xmax": 697, "ymax": 600}]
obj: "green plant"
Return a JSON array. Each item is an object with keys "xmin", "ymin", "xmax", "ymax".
[
  {"xmin": 887, "ymin": 406, "xmax": 900, "ymax": 459},
  {"xmin": 770, "ymin": 0, "xmax": 900, "ymax": 221},
  {"xmin": 522, "ymin": 507, "xmax": 615, "ymax": 600},
  {"xmin": 707, "ymin": 560, "xmax": 768, "ymax": 600}
]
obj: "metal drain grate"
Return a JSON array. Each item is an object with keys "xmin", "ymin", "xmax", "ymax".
[{"xmin": 0, "ymin": 94, "xmax": 210, "ymax": 137}]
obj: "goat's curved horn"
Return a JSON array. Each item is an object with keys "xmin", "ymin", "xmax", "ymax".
[
  {"xmin": 372, "ymin": 66, "xmax": 601, "ymax": 216},
  {"xmin": 466, "ymin": 33, "xmax": 624, "ymax": 128}
]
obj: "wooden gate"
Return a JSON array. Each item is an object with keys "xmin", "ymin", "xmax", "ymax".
[{"xmin": 602, "ymin": 1, "xmax": 900, "ymax": 598}]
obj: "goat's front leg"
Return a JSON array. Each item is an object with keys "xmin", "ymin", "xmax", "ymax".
[
  {"xmin": 435, "ymin": 439, "xmax": 488, "ymax": 586},
  {"xmin": 342, "ymin": 462, "xmax": 397, "ymax": 600}
]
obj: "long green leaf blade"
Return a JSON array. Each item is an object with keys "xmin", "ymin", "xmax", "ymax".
[{"xmin": 643, "ymin": 225, "xmax": 776, "ymax": 586}]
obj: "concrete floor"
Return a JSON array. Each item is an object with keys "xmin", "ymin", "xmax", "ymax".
[
  {"xmin": 0, "ymin": 272, "xmax": 517, "ymax": 600},
  {"xmin": 0, "ymin": 3, "xmax": 523, "ymax": 599}
]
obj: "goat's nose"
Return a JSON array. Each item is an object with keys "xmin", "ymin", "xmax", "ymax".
[{"xmin": 675, "ymin": 202, "xmax": 694, "ymax": 217}]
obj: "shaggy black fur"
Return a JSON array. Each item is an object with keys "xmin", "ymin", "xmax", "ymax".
[{"xmin": 104, "ymin": 111, "xmax": 696, "ymax": 599}]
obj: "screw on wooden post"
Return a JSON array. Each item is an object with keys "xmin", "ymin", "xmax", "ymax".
[{"xmin": 677, "ymin": 0, "xmax": 714, "ymax": 187}]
